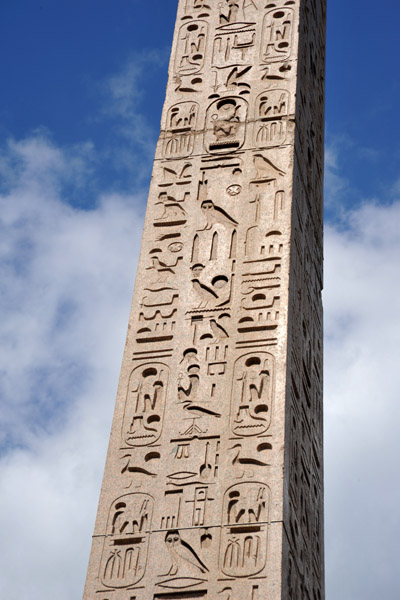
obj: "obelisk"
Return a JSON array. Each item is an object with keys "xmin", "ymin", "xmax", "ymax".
[{"xmin": 83, "ymin": 1, "xmax": 326, "ymax": 598}]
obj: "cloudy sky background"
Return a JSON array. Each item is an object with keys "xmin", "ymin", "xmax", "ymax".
[{"xmin": 1, "ymin": 1, "xmax": 400, "ymax": 598}]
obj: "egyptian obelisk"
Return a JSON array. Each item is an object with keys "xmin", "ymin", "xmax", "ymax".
[{"xmin": 83, "ymin": 1, "xmax": 326, "ymax": 598}]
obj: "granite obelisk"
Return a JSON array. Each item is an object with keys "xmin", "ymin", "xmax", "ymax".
[{"xmin": 84, "ymin": 1, "xmax": 326, "ymax": 598}]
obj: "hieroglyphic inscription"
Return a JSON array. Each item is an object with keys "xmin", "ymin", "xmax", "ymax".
[
  {"xmin": 262, "ymin": 8, "xmax": 294, "ymax": 61},
  {"xmin": 220, "ymin": 482, "xmax": 269, "ymax": 577},
  {"xmin": 164, "ymin": 102, "xmax": 199, "ymax": 158},
  {"xmin": 204, "ymin": 97, "xmax": 248, "ymax": 154},
  {"xmin": 255, "ymin": 90, "xmax": 290, "ymax": 148},
  {"xmin": 123, "ymin": 364, "xmax": 168, "ymax": 446},
  {"xmin": 230, "ymin": 353, "xmax": 274, "ymax": 437},
  {"xmin": 100, "ymin": 493, "xmax": 153, "ymax": 588},
  {"xmin": 84, "ymin": 1, "xmax": 325, "ymax": 598},
  {"xmin": 174, "ymin": 20, "xmax": 208, "ymax": 94}
]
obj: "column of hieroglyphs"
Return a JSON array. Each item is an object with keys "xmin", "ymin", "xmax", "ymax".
[{"xmin": 83, "ymin": 1, "xmax": 326, "ymax": 599}]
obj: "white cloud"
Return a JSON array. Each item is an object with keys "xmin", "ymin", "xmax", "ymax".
[
  {"xmin": 0, "ymin": 134, "xmax": 145, "ymax": 599},
  {"xmin": 99, "ymin": 52, "xmax": 168, "ymax": 161},
  {"xmin": 324, "ymin": 200, "xmax": 400, "ymax": 598},
  {"xmin": 324, "ymin": 140, "xmax": 349, "ymax": 208}
]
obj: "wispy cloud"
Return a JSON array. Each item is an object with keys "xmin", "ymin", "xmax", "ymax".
[
  {"xmin": 0, "ymin": 133, "xmax": 95, "ymax": 196},
  {"xmin": 98, "ymin": 52, "xmax": 169, "ymax": 165},
  {"xmin": 0, "ymin": 134, "xmax": 145, "ymax": 448},
  {"xmin": 0, "ymin": 133, "xmax": 145, "ymax": 597},
  {"xmin": 324, "ymin": 132, "xmax": 387, "ymax": 221},
  {"xmin": 324, "ymin": 199, "xmax": 400, "ymax": 599},
  {"xmin": 324, "ymin": 140, "xmax": 349, "ymax": 208},
  {"xmin": 322, "ymin": 129, "xmax": 400, "ymax": 598}
]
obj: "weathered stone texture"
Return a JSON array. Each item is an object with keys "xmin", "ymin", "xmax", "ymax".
[{"xmin": 83, "ymin": 1, "xmax": 326, "ymax": 598}]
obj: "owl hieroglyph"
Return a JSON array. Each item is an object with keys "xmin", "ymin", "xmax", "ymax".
[{"xmin": 163, "ymin": 530, "xmax": 209, "ymax": 576}]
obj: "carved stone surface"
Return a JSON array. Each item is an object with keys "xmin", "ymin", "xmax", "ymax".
[{"xmin": 83, "ymin": 1, "xmax": 326, "ymax": 598}]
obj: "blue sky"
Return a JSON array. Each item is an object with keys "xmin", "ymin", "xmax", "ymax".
[{"xmin": 1, "ymin": 1, "xmax": 400, "ymax": 599}]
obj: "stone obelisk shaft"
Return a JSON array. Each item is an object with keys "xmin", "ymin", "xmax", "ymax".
[{"xmin": 84, "ymin": 1, "xmax": 326, "ymax": 598}]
